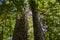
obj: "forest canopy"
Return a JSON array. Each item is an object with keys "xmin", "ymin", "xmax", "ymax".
[{"xmin": 0, "ymin": 0, "xmax": 60, "ymax": 40}]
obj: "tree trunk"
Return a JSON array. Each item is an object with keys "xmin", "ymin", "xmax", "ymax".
[
  {"xmin": 12, "ymin": 0, "xmax": 29, "ymax": 40},
  {"xmin": 29, "ymin": 0, "xmax": 45, "ymax": 40}
]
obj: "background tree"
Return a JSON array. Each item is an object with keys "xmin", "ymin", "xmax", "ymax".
[{"xmin": 29, "ymin": 0, "xmax": 45, "ymax": 40}]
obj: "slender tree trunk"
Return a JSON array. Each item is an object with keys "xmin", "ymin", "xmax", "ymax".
[{"xmin": 29, "ymin": 0, "xmax": 45, "ymax": 40}]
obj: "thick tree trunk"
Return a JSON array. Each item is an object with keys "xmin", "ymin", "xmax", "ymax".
[
  {"xmin": 29, "ymin": 0, "xmax": 45, "ymax": 40},
  {"xmin": 12, "ymin": 0, "xmax": 29, "ymax": 39},
  {"xmin": 32, "ymin": 12, "xmax": 45, "ymax": 40},
  {"xmin": 12, "ymin": 11, "xmax": 29, "ymax": 40}
]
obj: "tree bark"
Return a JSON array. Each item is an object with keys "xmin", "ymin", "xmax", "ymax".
[
  {"xmin": 12, "ymin": 12, "xmax": 29, "ymax": 40},
  {"xmin": 29, "ymin": 0, "xmax": 45, "ymax": 40},
  {"xmin": 12, "ymin": 0, "xmax": 29, "ymax": 40}
]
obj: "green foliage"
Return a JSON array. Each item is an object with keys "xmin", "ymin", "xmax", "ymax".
[{"xmin": 0, "ymin": 0, "xmax": 60, "ymax": 40}]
